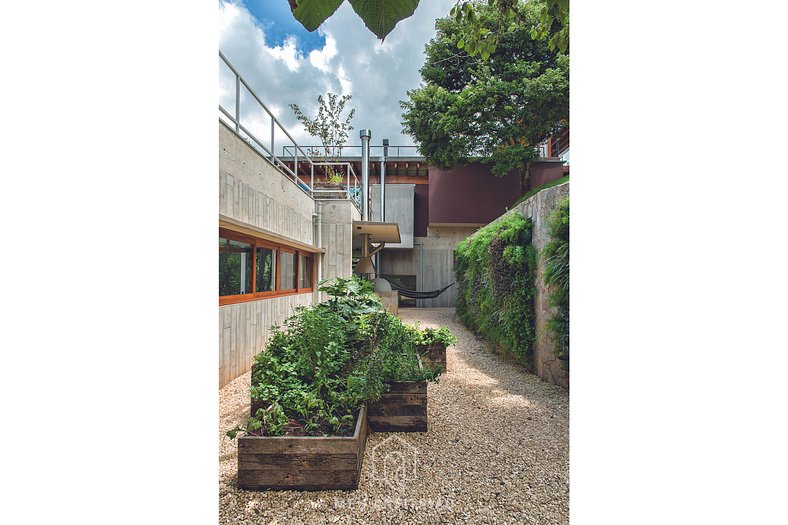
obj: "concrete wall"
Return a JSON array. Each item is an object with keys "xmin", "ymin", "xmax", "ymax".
[
  {"xmin": 219, "ymin": 122, "xmax": 315, "ymax": 243},
  {"xmin": 490, "ymin": 182, "xmax": 570, "ymax": 389},
  {"xmin": 218, "ymin": 121, "xmax": 319, "ymax": 387},
  {"xmin": 379, "ymin": 225, "xmax": 478, "ymax": 308},
  {"xmin": 318, "ymin": 199, "xmax": 360, "ymax": 301},
  {"xmin": 370, "ymin": 183, "xmax": 415, "ymax": 248}
]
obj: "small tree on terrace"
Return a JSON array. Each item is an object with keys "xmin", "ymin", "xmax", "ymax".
[{"xmin": 290, "ymin": 93, "xmax": 356, "ymax": 158}]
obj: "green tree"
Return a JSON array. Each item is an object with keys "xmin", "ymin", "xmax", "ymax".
[
  {"xmin": 401, "ymin": 2, "xmax": 568, "ymax": 191},
  {"xmin": 290, "ymin": 93, "xmax": 356, "ymax": 158},
  {"xmin": 451, "ymin": 0, "xmax": 569, "ymax": 59}
]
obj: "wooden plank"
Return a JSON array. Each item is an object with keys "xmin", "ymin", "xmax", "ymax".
[
  {"xmin": 368, "ymin": 417, "xmax": 427, "ymax": 433},
  {"xmin": 236, "ymin": 407, "xmax": 367, "ymax": 490},
  {"xmin": 386, "ymin": 381, "xmax": 427, "ymax": 394}
]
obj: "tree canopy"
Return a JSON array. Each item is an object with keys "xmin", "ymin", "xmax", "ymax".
[{"xmin": 400, "ymin": 1, "xmax": 568, "ymax": 187}]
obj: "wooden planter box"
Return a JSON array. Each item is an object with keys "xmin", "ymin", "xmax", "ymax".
[
  {"xmin": 417, "ymin": 343, "xmax": 447, "ymax": 372},
  {"xmin": 237, "ymin": 405, "xmax": 368, "ymax": 491},
  {"xmin": 367, "ymin": 381, "xmax": 427, "ymax": 432}
]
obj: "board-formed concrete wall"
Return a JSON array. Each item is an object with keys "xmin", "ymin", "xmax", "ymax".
[
  {"xmin": 219, "ymin": 122, "xmax": 315, "ymax": 243},
  {"xmin": 379, "ymin": 225, "xmax": 479, "ymax": 308},
  {"xmin": 218, "ymin": 122, "xmax": 319, "ymax": 387},
  {"xmin": 317, "ymin": 199, "xmax": 360, "ymax": 301},
  {"xmin": 497, "ymin": 182, "xmax": 570, "ymax": 388}
]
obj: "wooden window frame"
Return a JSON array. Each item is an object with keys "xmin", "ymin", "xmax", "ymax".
[{"xmin": 219, "ymin": 228, "xmax": 314, "ymax": 306}]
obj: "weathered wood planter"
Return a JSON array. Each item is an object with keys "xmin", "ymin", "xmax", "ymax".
[
  {"xmin": 367, "ymin": 381, "xmax": 427, "ymax": 432},
  {"xmin": 417, "ymin": 343, "xmax": 447, "ymax": 372},
  {"xmin": 237, "ymin": 406, "xmax": 368, "ymax": 491}
]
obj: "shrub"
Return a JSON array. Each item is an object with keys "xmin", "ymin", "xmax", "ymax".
[{"xmin": 455, "ymin": 212, "xmax": 537, "ymax": 366}]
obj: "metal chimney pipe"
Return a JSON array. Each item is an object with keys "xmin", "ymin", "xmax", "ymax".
[
  {"xmin": 360, "ymin": 129, "xmax": 371, "ymax": 221},
  {"xmin": 381, "ymin": 139, "xmax": 389, "ymax": 222}
]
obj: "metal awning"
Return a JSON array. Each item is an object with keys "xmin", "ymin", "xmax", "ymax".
[{"xmin": 352, "ymin": 221, "xmax": 401, "ymax": 244}]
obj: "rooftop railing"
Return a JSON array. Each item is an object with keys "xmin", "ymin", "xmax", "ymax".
[
  {"xmin": 218, "ymin": 51, "xmax": 363, "ymax": 214},
  {"xmin": 282, "ymin": 145, "xmax": 420, "ymax": 158}
]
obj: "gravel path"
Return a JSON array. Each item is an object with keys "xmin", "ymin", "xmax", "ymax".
[{"xmin": 219, "ymin": 307, "xmax": 569, "ymax": 524}]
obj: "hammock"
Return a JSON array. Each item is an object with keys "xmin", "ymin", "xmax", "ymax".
[{"xmin": 380, "ymin": 276, "xmax": 455, "ymax": 300}]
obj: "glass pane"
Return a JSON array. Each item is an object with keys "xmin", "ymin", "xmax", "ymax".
[
  {"xmin": 279, "ymin": 252, "xmax": 296, "ymax": 290},
  {"xmin": 299, "ymin": 254, "xmax": 311, "ymax": 289},
  {"xmin": 256, "ymin": 247, "xmax": 276, "ymax": 292},
  {"xmin": 219, "ymin": 237, "xmax": 253, "ymax": 296}
]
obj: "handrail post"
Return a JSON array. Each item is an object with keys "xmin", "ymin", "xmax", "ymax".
[
  {"xmin": 234, "ymin": 74, "xmax": 240, "ymax": 134},
  {"xmin": 294, "ymin": 147, "xmax": 298, "ymax": 181},
  {"xmin": 270, "ymin": 119, "xmax": 275, "ymax": 164}
]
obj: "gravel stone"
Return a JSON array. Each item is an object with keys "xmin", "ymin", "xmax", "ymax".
[{"xmin": 219, "ymin": 307, "xmax": 569, "ymax": 524}]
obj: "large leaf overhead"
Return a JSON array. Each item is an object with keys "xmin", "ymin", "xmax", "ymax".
[
  {"xmin": 348, "ymin": 0, "xmax": 420, "ymax": 40},
  {"xmin": 290, "ymin": 0, "xmax": 344, "ymax": 32},
  {"xmin": 289, "ymin": 0, "xmax": 419, "ymax": 40}
]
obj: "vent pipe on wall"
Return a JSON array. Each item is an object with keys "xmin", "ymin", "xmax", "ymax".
[{"xmin": 360, "ymin": 129, "xmax": 371, "ymax": 221}]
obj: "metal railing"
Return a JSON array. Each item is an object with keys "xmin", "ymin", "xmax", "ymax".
[
  {"xmin": 283, "ymin": 144, "xmax": 420, "ymax": 158},
  {"xmin": 218, "ymin": 51, "xmax": 363, "ymax": 214},
  {"xmin": 310, "ymin": 162, "xmax": 363, "ymax": 211}
]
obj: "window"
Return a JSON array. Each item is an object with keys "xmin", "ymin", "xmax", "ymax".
[
  {"xmin": 299, "ymin": 254, "xmax": 311, "ymax": 290},
  {"xmin": 219, "ymin": 228, "xmax": 315, "ymax": 305},
  {"xmin": 256, "ymin": 247, "xmax": 276, "ymax": 292},
  {"xmin": 219, "ymin": 237, "xmax": 253, "ymax": 295},
  {"xmin": 279, "ymin": 251, "xmax": 296, "ymax": 291}
]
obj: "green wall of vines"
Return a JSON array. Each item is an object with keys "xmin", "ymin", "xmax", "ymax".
[{"xmin": 455, "ymin": 212, "xmax": 537, "ymax": 366}]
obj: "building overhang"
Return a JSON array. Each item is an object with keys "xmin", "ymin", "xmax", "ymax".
[
  {"xmin": 352, "ymin": 221, "xmax": 401, "ymax": 244},
  {"xmin": 219, "ymin": 214, "xmax": 324, "ymax": 253}
]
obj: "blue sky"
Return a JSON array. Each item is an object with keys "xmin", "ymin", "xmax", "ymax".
[
  {"xmin": 241, "ymin": 0, "xmax": 325, "ymax": 54},
  {"xmin": 219, "ymin": 0, "xmax": 456, "ymax": 148}
]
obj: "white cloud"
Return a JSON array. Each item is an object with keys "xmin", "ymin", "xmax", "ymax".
[{"xmin": 218, "ymin": 0, "xmax": 456, "ymax": 153}]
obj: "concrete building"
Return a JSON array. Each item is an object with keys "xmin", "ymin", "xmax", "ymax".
[{"xmin": 217, "ymin": 51, "xmax": 567, "ymax": 386}]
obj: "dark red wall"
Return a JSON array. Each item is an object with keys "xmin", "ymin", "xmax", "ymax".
[
  {"xmin": 428, "ymin": 162, "xmax": 521, "ymax": 225},
  {"xmin": 414, "ymin": 185, "xmax": 429, "ymax": 237},
  {"xmin": 529, "ymin": 160, "xmax": 565, "ymax": 190}
]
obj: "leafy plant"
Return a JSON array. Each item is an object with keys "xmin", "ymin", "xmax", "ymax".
[
  {"xmin": 288, "ymin": 0, "xmax": 419, "ymax": 40},
  {"xmin": 226, "ymin": 276, "xmax": 445, "ymax": 439},
  {"xmin": 410, "ymin": 325, "xmax": 458, "ymax": 347},
  {"xmin": 543, "ymin": 196, "xmax": 569, "ymax": 357},
  {"xmin": 455, "ymin": 211, "xmax": 537, "ymax": 366}
]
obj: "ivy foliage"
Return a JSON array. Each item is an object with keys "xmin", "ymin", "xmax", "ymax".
[
  {"xmin": 226, "ymin": 276, "xmax": 446, "ymax": 438},
  {"xmin": 543, "ymin": 196, "xmax": 569, "ymax": 357},
  {"xmin": 401, "ymin": 2, "xmax": 568, "ymax": 186},
  {"xmin": 455, "ymin": 212, "xmax": 537, "ymax": 365}
]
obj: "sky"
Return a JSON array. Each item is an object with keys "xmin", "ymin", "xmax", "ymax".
[{"xmin": 218, "ymin": 0, "xmax": 456, "ymax": 154}]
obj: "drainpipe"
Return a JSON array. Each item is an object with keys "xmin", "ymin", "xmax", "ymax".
[
  {"xmin": 316, "ymin": 201, "xmax": 323, "ymax": 297},
  {"xmin": 360, "ymin": 129, "xmax": 371, "ymax": 221},
  {"xmin": 414, "ymin": 240, "xmax": 424, "ymax": 308},
  {"xmin": 377, "ymin": 139, "xmax": 388, "ymax": 272}
]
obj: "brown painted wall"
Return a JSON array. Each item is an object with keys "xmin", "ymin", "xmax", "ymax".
[
  {"xmin": 414, "ymin": 185, "xmax": 429, "ymax": 237},
  {"xmin": 529, "ymin": 160, "xmax": 565, "ymax": 190},
  {"xmin": 428, "ymin": 162, "xmax": 521, "ymax": 225}
]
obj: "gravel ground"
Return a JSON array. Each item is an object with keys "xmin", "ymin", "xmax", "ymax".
[{"xmin": 219, "ymin": 307, "xmax": 569, "ymax": 524}]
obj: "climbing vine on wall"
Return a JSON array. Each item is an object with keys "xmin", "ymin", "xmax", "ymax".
[
  {"xmin": 544, "ymin": 196, "xmax": 569, "ymax": 357},
  {"xmin": 455, "ymin": 212, "xmax": 537, "ymax": 366}
]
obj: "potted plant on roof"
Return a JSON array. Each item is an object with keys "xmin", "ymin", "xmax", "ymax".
[
  {"xmin": 367, "ymin": 315, "xmax": 444, "ymax": 432},
  {"xmin": 411, "ymin": 325, "xmax": 457, "ymax": 372},
  {"xmin": 229, "ymin": 277, "xmax": 388, "ymax": 491}
]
